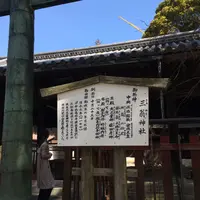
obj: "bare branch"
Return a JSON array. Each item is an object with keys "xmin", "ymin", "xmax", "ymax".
[{"xmin": 139, "ymin": 19, "xmax": 149, "ymax": 27}]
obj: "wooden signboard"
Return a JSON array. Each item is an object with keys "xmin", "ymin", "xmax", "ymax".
[
  {"xmin": 40, "ymin": 76, "xmax": 169, "ymax": 200},
  {"xmin": 0, "ymin": 0, "xmax": 79, "ymax": 16},
  {"xmin": 57, "ymin": 82, "xmax": 149, "ymax": 146}
]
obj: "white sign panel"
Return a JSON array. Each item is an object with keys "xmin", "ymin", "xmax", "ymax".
[{"xmin": 57, "ymin": 83, "xmax": 149, "ymax": 146}]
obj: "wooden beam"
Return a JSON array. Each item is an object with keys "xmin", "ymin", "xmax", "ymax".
[
  {"xmin": 72, "ymin": 167, "xmax": 138, "ymax": 177},
  {"xmin": 100, "ymin": 76, "xmax": 169, "ymax": 88},
  {"xmin": 41, "ymin": 76, "xmax": 100, "ymax": 97},
  {"xmin": 40, "ymin": 75, "xmax": 169, "ymax": 97},
  {"xmin": 0, "ymin": 0, "xmax": 79, "ymax": 17}
]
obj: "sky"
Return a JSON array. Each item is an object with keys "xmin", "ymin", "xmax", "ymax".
[{"xmin": 0, "ymin": 0, "xmax": 163, "ymax": 56}]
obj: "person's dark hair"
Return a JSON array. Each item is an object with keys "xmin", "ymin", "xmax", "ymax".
[
  {"xmin": 38, "ymin": 129, "xmax": 50, "ymax": 147},
  {"xmin": 43, "ymin": 129, "xmax": 50, "ymax": 140}
]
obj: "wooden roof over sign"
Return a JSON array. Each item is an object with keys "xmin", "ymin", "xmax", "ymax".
[{"xmin": 40, "ymin": 76, "xmax": 169, "ymax": 97}]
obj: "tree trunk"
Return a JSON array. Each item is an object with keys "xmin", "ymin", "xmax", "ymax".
[{"xmin": 0, "ymin": 0, "xmax": 34, "ymax": 199}]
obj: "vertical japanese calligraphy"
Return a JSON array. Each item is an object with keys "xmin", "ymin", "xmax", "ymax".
[
  {"xmin": 90, "ymin": 87, "xmax": 95, "ymax": 120},
  {"xmin": 57, "ymin": 83, "xmax": 149, "ymax": 146},
  {"xmin": 138, "ymin": 99, "xmax": 148, "ymax": 135},
  {"xmin": 79, "ymin": 101, "xmax": 83, "ymax": 131},
  {"xmin": 83, "ymin": 89, "xmax": 88, "ymax": 131},
  {"xmin": 74, "ymin": 101, "xmax": 78, "ymax": 139},
  {"xmin": 60, "ymin": 103, "xmax": 65, "ymax": 141},
  {"xmin": 70, "ymin": 102, "xmax": 74, "ymax": 139},
  {"xmin": 65, "ymin": 103, "xmax": 69, "ymax": 140}
]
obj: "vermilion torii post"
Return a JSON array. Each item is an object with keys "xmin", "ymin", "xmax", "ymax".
[{"xmin": 0, "ymin": 0, "xmax": 79, "ymax": 200}]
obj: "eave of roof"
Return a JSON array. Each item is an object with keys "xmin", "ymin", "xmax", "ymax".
[
  {"xmin": 34, "ymin": 30, "xmax": 200, "ymax": 61},
  {"xmin": 1, "ymin": 30, "xmax": 200, "ymax": 71}
]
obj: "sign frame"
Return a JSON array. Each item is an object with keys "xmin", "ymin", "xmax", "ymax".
[
  {"xmin": 57, "ymin": 82, "xmax": 149, "ymax": 147},
  {"xmin": 40, "ymin": 76, "xmax": 169, "ymax": 147}
]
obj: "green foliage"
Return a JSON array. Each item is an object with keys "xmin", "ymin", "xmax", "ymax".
[{"xmin": 143, "ymin": 0, "xmax": 200, "ymax": 38}]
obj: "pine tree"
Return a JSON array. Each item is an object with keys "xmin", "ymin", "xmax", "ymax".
[{"xmin": 143, "ymin": 0, "xmax": 200, "ymax": 38}]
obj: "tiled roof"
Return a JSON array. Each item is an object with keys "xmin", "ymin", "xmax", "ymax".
[
  {"xmin": 1, "ymin": 30, "xmax": 200, "ymax": 70},
  {"xmin": 0, "ymin": 58, "xmax": 7, "ymax": 67}
]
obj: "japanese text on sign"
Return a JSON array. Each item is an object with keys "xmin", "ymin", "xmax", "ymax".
[{"xmin": 57, "ymin": 83, "xmax": 149, "ymax": 146}]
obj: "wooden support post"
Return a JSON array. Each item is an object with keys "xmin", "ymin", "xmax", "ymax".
[
  {"xmin": 0, "ymin": 91, "xmax": 5, "ymax": 145},
  {"xmin": 109, "ymin": 150, "xmax": 114, "ymax": 200},
  {"xmin": 113, "ymin": 147, "xmax": 127, "ymax": 200},
  {"xmin": 160, "ymin": 134, "xmax": 174, "ymax": 200},
  {"xmin": 166, "ymin": 90, "xmax": 180, "ymax": 176},
  {"xmin": 190, "ymin": 129, "xmax": 200, "ymax": 200},
  {"xmin": 81, "ymin": 147, "xmax": 94, "ymax": 200},
  {"xmin": 93, "ymin": 150, "xmax": 98, "ymax": 200},
  {"xmin": 0, "ymin": 91, "xmax": 4, "ymax": 182},
  {"xmin": 62, "ymin": 148, "xmax": 72, "ymax": 200},
  {"xmin": 135, "ymin": 150, "xmax": 144, "ymax": 200},
  {"xmin": 74, "ymin": 147, "xmax": 80, "ymax": 200},
  {"xmin": 98, "ymin": 149, "xmax": 103, "ymax": 200}
]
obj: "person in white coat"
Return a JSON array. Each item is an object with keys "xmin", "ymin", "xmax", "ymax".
[{"xmin": 37, "ymin": 129, "xmax": 55, "ymax": 200}]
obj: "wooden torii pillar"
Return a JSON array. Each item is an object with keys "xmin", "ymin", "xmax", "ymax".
[{"xmin": 0, "ymin": 0, "xmax": 79, "ymax": 200}]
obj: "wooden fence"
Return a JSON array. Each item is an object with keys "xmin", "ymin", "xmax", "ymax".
[
  {"xmin": 22, "ymin": 128, "xmax": 200, "ymax": 200},
  {"xmin": 59, "ymin": 130, "xmax": 200, "ymax": 200}
]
